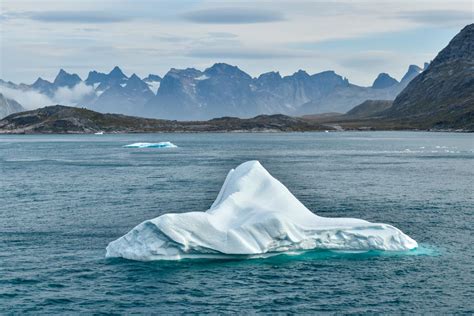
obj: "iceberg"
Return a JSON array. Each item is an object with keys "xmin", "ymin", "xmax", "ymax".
[
  {"xmin": 106, "ymin": 161, "xmax": 417, "ymax": 261},
  {"xmin": 123, "ymin": 142, "xmax": 177, "ymax": 148}
]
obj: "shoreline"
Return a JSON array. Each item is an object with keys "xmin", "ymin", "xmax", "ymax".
[{"xmin": 0, "ymin": 128, "xmax": 472, "ymax": 135}]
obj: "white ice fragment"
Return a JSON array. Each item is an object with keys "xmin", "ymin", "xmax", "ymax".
[
  {"xmin": 106, "ymin": 161, "xmax": 417, "ymax": 261},
  {"xmin": 123, "ymin": 142, "xmax": 177, "ymax": 148}
]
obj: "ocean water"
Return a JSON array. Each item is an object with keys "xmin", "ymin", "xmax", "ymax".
[{"xmin": 0, "ymin": 132, "xmax": 473, "ymax": 313}]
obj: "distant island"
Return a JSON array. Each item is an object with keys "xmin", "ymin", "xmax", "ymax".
[{"xmin": 0, "ymin": 24, "xmax": 472, "ymax": 133}]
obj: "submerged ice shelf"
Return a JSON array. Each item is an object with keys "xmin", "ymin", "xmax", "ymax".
[
  {"xmin": 123, "ymin": 142, "xmax": 177, "ymax": 148},
  {"xmin": 106, "ymin": 161, "xmax": 417, "ymax": 261}
]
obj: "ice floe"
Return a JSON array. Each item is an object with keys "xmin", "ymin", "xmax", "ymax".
[
  {"xmin": 123, "ymin": 142, "xmax": 177, "ymax": 148},
  {"xmin": 106, "ymin": 161, "xmax": 417, "ymax": 261}
]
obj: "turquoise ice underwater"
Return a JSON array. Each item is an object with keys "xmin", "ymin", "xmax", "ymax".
[{"xmin": 0, "ymin": 132, "xmax": 473, "ymax": 313}]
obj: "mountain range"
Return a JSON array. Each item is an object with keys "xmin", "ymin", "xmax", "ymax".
[
  {"xmin": 0, "ymin": 62, "xmax": 423, "ymax": 120},
  {"xmin": 1, "ymin": 23, "xmax": 472, "ymax": 127},
  {"xmin": 1, "ymin": 24, "xmax": 472, "ymax": 134}
]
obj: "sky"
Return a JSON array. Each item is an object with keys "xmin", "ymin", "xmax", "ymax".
[{"xmin": 0, "ymin": 0, "xmax": 472, "ymax": 86}]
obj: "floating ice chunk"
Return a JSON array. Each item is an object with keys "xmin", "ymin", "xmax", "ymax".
[
  {"xmin": 123, "ymin": 142, "xmax": 177, "ymax": 148},
  {"xmin": 106, "ymin": 161, "xmax": 417, "ymax": 261}
]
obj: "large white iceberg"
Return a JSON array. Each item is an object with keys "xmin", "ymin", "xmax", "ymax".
[
  {"xmin": 123, "ymin": 142, "xmax": 177, "ymax": 148},
  {"xmin": 106, "ymin": 161, "xmax": 417, "ymax": 261}
]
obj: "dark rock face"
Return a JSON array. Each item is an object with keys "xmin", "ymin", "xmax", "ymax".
[
  {"xmin": 372, "ymin": 73, "xmax": 399, "ymax": 89},
  {"xmin": 94, "ymin": 66, "xmax": 129, "ymax": 91},
  {"xmin": 384, "ymin": 24, "xmax": 474, "ymax": 130},
  {"xmin": 0, "ymin": 93, "xmax": 25, "ymax": 119}
]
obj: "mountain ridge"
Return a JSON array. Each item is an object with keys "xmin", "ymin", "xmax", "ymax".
[{"xmin": 0, "ymin": 62, "xmax": 424, "ymax": 119}]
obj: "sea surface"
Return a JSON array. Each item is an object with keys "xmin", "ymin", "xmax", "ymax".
[{"xmin": 0, "ymin": 132, "xmax": 473, "ymax": 313}]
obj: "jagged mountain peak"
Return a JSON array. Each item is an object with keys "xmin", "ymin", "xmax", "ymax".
[
  {"xmin": 258, "ymin": 71, "xmax": 281, "ymax": 79},
  {"xmin": 407, "ymin": 64, "xmax": 422, "ymax": 73},
  {"xmin": 32, "ymin": 77, "xmax": 52, "ymax": 85},
  {"xmin": 85, "ymin": 70, "xmax": 108, "ymax": 85},
  {"xmin": 30, "ymin": 77, "xmax": 55, "ymax": 96},
  {"xmin": 143, "ymin": 74, "xmax": 162, "ymax": 82},
  {"xmin": 372, "ymin": 73, "xmax": 398, "ymax": 89},
  {"xmin": 292, "ymin": 69, "xmax": 310, "ymax": 78},
  {"xmin": 53, "ymin": 69, "xmax": 82, "ymax": 88},
  {"xmin": 312, "ymin": 70, "xmax": 347, "ymax": 82},
  {"xmin": 128, "ymin": 73, "xmax": 141, "ymax": 81},
  {"xmin": 163, "ymin": 68, "xmax": 203, "ymax": 84},
  {"xmin": 125, "ymin": 74, "xmax": 151, "ymax": 90},
  {"xmin": 256, "ymin": 71, "xmax": 282, "ymax": 86},
  {"xmin": 109, "ymin": 66, "xmax": 127, "ymax": 79},
  {"xmin": 401, "ymin": 65, "xmax": 422, "ymax": 82},
  {"xmin": 204, "ymin": 63, "xmax": 251, "ymax": 79}
]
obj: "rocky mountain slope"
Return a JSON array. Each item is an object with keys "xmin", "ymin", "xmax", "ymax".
[
  {"xmin": 381, "ymin": 24, "xmax": 474, "ymax": 130},
  {"xmin": 345, "ymin": 100, "xmax": 393, "ymax": 118}
]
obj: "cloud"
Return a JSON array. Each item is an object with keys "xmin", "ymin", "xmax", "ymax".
[
  {"xmin": 339, "ymin": 50, "xmax": 402, "ymax": 73},
  {"xmin": 28, "ymin": 11, "xmax": 130, "ymax": 23},
  {"xmin": 53, "ymin": 82, "xmax": 95, "ymax": 105},
  {"xmin": 207, "ymin": 32, "xmax": 239, "ymax": 38},
  {"xmin": 398, "ymin": 10, "xmax": 472, "ymax": 27},
  {"xmin": 188, "ymin": 47, "xmax": 302, "ymax": 59},
  {"xmin": 0, "ymin": 86, "xmax": 53, "ymax": 110},
  {"xmin": 0, "ymin": 83, "xmax": 96, "ymax": 110},
  {"xmin": 182, "ymin": 8, "xmax": 285, "ymax": 24}
]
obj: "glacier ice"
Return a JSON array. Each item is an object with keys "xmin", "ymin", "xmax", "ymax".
[
  {"xmin": 123, "ymin": 142, "xmax": 177, "ymax": 148},
  {"xmin": 106, "ymin": 161, "xmax": 417, "ymax": 261}
]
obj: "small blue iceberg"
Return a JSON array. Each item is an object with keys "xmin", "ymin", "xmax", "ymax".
[{"xmin": 123, "ymin": 142, "xmax": 178, "ymax": 148}]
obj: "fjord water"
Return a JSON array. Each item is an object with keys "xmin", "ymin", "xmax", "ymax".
[{"xmin": 0, "ymin": 132, "xmax": 472, "ymax": 313}]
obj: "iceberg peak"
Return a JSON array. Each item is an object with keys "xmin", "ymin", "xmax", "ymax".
[{"xmin": 106, "ymin": 161, "xmax": 417, "ymax": 261}]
